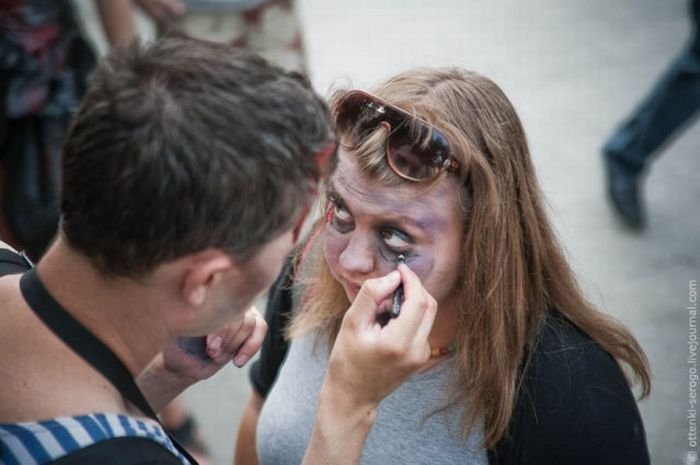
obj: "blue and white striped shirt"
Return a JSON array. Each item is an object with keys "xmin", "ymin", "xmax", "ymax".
[{"xmin": 0, "ymin": 413, "xmax": 190, "ymax": 465}]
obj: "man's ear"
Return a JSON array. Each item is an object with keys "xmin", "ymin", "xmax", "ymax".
[{"xmin": 180, "ymin": 250, "xmax": 236, "ymax": 307}]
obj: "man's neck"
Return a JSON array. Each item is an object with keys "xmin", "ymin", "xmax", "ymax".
[{"xmin": 36, "ymin": 238, "xmax": 173, "ymax": 378}]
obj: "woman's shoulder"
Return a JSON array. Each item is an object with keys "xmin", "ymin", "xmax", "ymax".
[
  {"xmin": 499, "ymin": 310, "xmax": 650, "ymax": 465},
  {"xmin": 529, "ymin": 310, "xmax": 624, "ymax": 361},
  {"xmin": 522, "ymin": 310, "xmax": 638, "ymax": 409}
]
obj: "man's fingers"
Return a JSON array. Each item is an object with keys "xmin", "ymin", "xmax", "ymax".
[
  {"xmin": 232, "ymin": 313, "xmax": 268, "ymax": 367},
  {"xmin": 206, "ymin": 312, "xmax": 249, "ymax": 360},
  {"xmin": 206, "ymin": 307, "xmax": 261, "ymax": 362}
]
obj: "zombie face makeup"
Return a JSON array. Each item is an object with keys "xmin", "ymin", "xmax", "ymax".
[{"xmin": 323, "ymin": 148, "xmax": 465, "ymax": 307}]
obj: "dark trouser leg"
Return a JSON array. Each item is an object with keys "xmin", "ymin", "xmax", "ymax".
[
  {"xmin": 602, "ymin": 0, "xmax": 700, "ymax": 229},
  {"xmin": 604, "ymin": 1, "xmax": 700, "ymax": 175},
  {"xmin": 2, "ymin": 116, "xmax": 63, "ymax": 258}
]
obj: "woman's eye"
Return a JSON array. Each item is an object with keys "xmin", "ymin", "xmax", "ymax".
[
  {"xmin": 332, "ymin": 201, "xmax": 352, "ymax": 223},
  {"xmin": 380, "ymin": 228, "xmax": 411, "ymax": 251},
  {"xmin": 327, "ymin": 195, "xmax": 354, "ymax": 233}
]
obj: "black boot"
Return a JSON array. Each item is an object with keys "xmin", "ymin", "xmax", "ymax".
[{"xmin": 603, "ymin": 153, "xmax": 646, "ymax": 230}]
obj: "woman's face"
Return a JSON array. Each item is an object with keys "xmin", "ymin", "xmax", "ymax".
[{"xmin": 323, "ymin": 148, "xmax": 466, "ymax": 307}]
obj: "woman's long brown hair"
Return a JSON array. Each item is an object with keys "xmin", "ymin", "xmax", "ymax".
[{"xmin": 288, "ymin": 67, "xmax": 651, "ymax": 448}]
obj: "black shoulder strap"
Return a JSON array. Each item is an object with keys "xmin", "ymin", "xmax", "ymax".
[
  {"xmin": 20, "ymin": 268, "xmax": 159, "ymax": 420},
  {"xmin": 18, "ymin": 268, "xmax": 197, "ymax": 465}
]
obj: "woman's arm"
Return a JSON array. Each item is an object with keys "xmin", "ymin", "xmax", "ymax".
[
  {"xmin": 95, "ymin": 0, "xmax": 185, "ymax": 47},
  {"xmin": 302, "ymin": 382, "xmax": 377, "ymax": 465},
  {"xmin": 234, "ymin": 391, "xmax": 264, "ymax": 465},
  {"xmin": 233, "ymin": 257, "xmax": 297, "ymax": 464},
  {"xmin": 302, "ymin": 264, "xmax": 437, "ymax": 465},
  {"xmin": 95, "ymin": 0, "xmax": 138, "ymax": 47}
]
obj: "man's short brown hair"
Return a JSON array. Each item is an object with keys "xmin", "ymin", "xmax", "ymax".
[{"xmin": 61, "ymin": 38, "xmax": 335, "ymax": 276}]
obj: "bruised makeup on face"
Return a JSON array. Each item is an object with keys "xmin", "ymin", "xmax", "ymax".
[
  {"xmin": 327, "ymin": 186, "xmax": 414, "ymax": 264},
  {"xmin": 322, "ymin": 173, "xmax": 462, "ymax": 283},
  {"xmin": 323, "ymin": 148, "xmax": 465, "ymax": 311}
]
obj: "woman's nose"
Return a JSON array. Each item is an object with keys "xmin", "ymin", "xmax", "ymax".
[{"xmin": 339, "ymin": 233, "xmax": 375, "ymax": 276}]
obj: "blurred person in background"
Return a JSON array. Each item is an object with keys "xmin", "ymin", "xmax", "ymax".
[
  {"xmin": 157, "ymin": 0, "xmax": 307, "ymax": 74},
  {"xmin": 0, "ymin": 0, "xmax": 177, "ymax": 259},
  {"xmin": 602, "ymin": 0, "xmax": 700, "ymax": 230},
  {"xmin": 0, "ymin": 0, "xmax": 96, "ymax": 259}
]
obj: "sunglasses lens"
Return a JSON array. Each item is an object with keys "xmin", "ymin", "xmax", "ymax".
[
  {"xmin": 387, "ymin": 141, "xmax": 447, "ymax": 181},
  {"xmin": 336, "ymin": 93, "xmax": 381, "ymax": 143},
  {"xmin": 335, "ymin": 95, "xmax": 358, "ymax": 133},
  {"xmin": 337, "ymin": 91, "xmax": 455, "ymax": 181}
]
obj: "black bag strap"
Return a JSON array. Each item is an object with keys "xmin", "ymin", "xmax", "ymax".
[
  {"xmin": 20, "ymin": 268, "xmax": 158, "ymax": 419},
  {"xmin": 18, "ymin": 268, "xmax": 197, "ymax": 465}
]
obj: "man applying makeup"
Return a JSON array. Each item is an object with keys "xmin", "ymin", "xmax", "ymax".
[{"xmin": 0, "ymin": 38, "xmax": 436, "ymax": 465}]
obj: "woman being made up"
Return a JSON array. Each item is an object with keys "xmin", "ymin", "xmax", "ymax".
[{"xmin": 235, "ymin": 68, "xmax": 651, "ymax": 465}]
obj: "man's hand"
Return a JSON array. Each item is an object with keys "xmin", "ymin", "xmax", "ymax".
[
  {"xmin": 162, "ymin": 306, "xmax": 268, "ymax": 383},
  {"xmin": 138, "ymin": 306, "xmax": 267, "ymax": 411}
]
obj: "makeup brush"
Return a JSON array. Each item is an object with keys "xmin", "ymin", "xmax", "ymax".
[{"xmin": 390, "ymin": 254, "xmax": 406, "ymax": 318}]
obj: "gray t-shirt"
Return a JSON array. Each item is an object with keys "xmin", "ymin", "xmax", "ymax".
[
  {"xmin": 182, "ymin": 0, "xmax": 267, "ymax": 12},
  {"xmin": 256, "ymin": 332, "xmax": 488, "ymax": 465}
]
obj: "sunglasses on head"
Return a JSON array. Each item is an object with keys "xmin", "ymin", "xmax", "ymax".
[{"xmin": 335, "ymin": 90, "xmax": 460, "ymax": 182}]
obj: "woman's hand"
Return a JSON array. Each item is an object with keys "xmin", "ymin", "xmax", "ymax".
[
  {"xmin": 138, "ymin": 306, "xmax": 267, "ymax": 411},
  {"xmin": 302, "ymin": 265, "xmax": 437, "ymax": 465},
  {"xmin": 325, "ymin": 263, "xmax": 437, "ymax": 409}
]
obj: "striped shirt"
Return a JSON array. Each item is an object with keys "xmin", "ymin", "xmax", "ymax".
[{"xmin": 0, "ymin": 413, "xmax": 190, "ymax": 465}]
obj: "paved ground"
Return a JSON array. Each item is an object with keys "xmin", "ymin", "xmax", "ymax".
[{"xmin": 75, "ymin": 0, "xmax": 699, "ymax": 463}]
